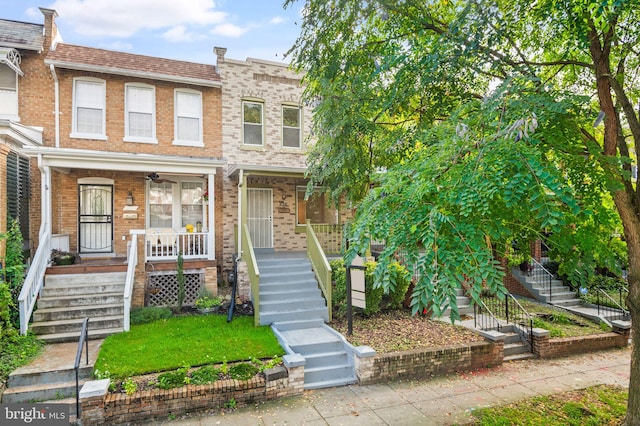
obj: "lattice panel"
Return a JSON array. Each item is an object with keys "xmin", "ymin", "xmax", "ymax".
[{"xmin": 146, "ymin": 269, "xmax": 204, "ymax": 307}]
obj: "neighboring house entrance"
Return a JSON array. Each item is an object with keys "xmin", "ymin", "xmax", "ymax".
[
  {"xmin": 78, "ymin": 182, "xmax": 113, "ymax": 253},
  {"xmin": 247, "ymin": 188, "xmax": 273, "ymax": 249}
]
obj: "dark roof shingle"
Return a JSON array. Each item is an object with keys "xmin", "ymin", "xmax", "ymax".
[
  {"xmin": 0, "ymin": 19, "xmax": 44, "ymax": 51},
  {"xmin": 46, "ymin": 43, "xmax": 220, "ymax": 86}
]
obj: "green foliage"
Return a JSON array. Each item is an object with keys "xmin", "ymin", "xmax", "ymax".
[
  {"xmin": 0, "ymin": 332, "xmax": 44, "ymax": 383},
  {"xmin": 95, "ymin": 315, "xmax": 284, "ymax": 379},
  {"xmin": 229, "ymin": 362, "xmax": 259, "ymax": 381},
  {"xmin": 130, "ymin": 306, "xmax": 172, "ymax": 326},
  {"xmin": 190, "ymin": 365, "xmax": 220, "ymax": 385},
  {"xmin": 3, "ymin": 219, "xmax": 25, "ymax": 329},
  {"xmin": 194, "ymin": 288, "xmax": 223, "ymax": 310},
  {"xmin": 0, "ymin": 282, "xmax": 14, "ymax": 339},
  {"xmin": 176, "ymin": 252, "xmax": 185, "ymax": 312},
  {"xmin": 156, "ymin": 366, "xmax": 189, "ymax": 389},
  {"xmin": 123, "ymin": 378, "xmax": 137, "ymax": 395},
  {"xmin": 225, "ymin": 397, "xmax": 237, "ymax": 409},
  {"xmin": 330, "ymin": 258, "xmax": 410, "ymax": 316}
]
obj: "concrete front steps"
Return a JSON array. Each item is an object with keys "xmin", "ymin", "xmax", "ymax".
[
  {"xmin": 501, "ymin": 324, "xmax": 535, "ymax": 362},
  {"xmin": 1, "ymin": 340, "xmax": 102, "ymax": 419},
  {"xmin": 514, "ymin": 265, "xmax": 582, "ymax": 308},
  {"xmin": 257, "ymin": 253, "xmax": 359, "ymax": 389},
  {"xmin": 272, "ymin": 319, "xmax": 358, "ymax": 389},
  {"xmin": 31, "ymin": 272, "xmax": 126, "ymax": 343},
  {"xmin": 257, "ymin": 256, "xmax": 329, "ymax": 325},
  {"xmin": 441, "ymin": 288, "xmax": 473, "ymax": 318}
]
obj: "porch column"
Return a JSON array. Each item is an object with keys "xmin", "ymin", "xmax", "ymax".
[
  {"xmin": 238, "ymin": 171, "xmax": 247, "ymax": 260},
  {"xmin": 37, "ymin": 155, "xmax": 52, "ymax": 241},
  {"xmin": 207, "ymin": 173, "xmax": 215, "ymax": 260}
]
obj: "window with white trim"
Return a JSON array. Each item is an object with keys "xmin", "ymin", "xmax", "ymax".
[
  {"xmin": 147, "ymin": 178, "xmax": 205, "ymax": 229},
  {"xmin": 149, "ymin": 181, "xmax": 173, "ymax": 228},
  {"xmin": 242, "ymin": 100, "xmax": 263, "ymax": 146},
  {"xmin": 174, "ymin": 89, "xmax": 202, "ymax": 145},
  {"xmin": 0, "ymin": 63, "xmax": 18, "ymax": 118},
  {"xmin": 282, "ymin": 105, "xmax": 301, "ymax": 148},
  {"xmin": 72, "ymin": 78, "xmax": 106, "ymax": 138},
  {"xmin": 296, "ymin": 186, "xmax": 338, "ymax": 226},
  {"xmin": 125, "ymin": 84, "xmax": 156, "ymax": 142}
]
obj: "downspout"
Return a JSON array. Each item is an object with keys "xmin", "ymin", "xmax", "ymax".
[
  {"xmin": 237, "ymin": 169, "xmax": 243, "ymax": 260},
  {"xmin": 49, "ymin": 64, "xmax": 60, "ymax": 148}
]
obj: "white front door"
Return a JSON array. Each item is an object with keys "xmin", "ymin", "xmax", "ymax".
[{"xmin": 247, "ymin": 188, "xmax": 273, "ymax": 248}]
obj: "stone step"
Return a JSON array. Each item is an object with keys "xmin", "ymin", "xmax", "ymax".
[
  {"xmin": 304, "ymin": 364, "xmax": 357, "ymax": 389},
  {"xmin": 31, "ymin": 316, "xmax": 124, "ymax": 336},
  {"xmin": 504, "ymin": 342, "xmax": 530, "ymax": 357},
  {"xmin": 38, "ymin": 327, "xmax": 123, "ymax": 343},
  {"xmin": 259, "ymin": 306, "xmax": 329, "ymax": 325},
  {"xmin": 504, "ymin": 352, "xmax": 536, "ymax": 362},
  {"xmin": 271, "ymin": 319, "xmax": 326, "ymax": 331},
  {"xmin": 503, "ymin": 332, "xmax": 522, "ymax": 345},
  {"xmin": 1, "ymin": 380, "xmax": 84, "ymax": 404},
  {"xmin": 45, "ymin": 272, "xmax": 127, "ymax": 287},
  {"xmin": 260, "ymin": 270, "xmax": 316, "ymax": 284},
  {"xmin": 33, "ymin": 303, "xmax": 124, "ymax": 322},
  {"xmin": 304, "ymin": 375, "xmax": 358, "ymax": 390},
  {"xmin": 261, "ymin": 287, "xmax": 321, "ymax": 302},
  {"xmin": 260, "ymin": 297, "xmax": 326, "ymax": 313},
  {"xmin": 260, "ymin": 279, "xmax": 319, "ymax": 293},
  {"xmin": 41, "ymin": 282, "xmax": 125, "ymax": 297},
  {"xmin": 8, "ymin": 365, "xmax": 93, "ymax": 388},
  {"xmin": 37, "ymin": 293, "xmax": 124, "ymax": 309},
  {"xmin": 549, "ymin": 298, "xmax": 583, "ymax": 307},
  {"xmin": 303, "ymin": 350, "xmax": 349, "ymax": 370},
  {"xmin": 258, "ymin": 262, "xmax": 312, "ymax": 273}
]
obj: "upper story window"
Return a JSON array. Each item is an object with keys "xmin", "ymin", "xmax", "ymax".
[
  {"xmin": 282, "ymin": 105, "xmax": 301, "ymax": 148},
  {"xmin": 72, "ymin": 78, "xmax": 106, "ymax": 139},
  {"xmin": 0, "ymin": 63, "xmax": 18, "ymax": 119},
  {"xmin": 174, "ymin": 89, "xmax": 203, "ymax": 146},
  {"xmin": 242, "ymin": 100, "xmax": 263, "ymax": 146},
  {"xmin": 125, "ymin": 83, "xmax": 156, "ymax": 143}
]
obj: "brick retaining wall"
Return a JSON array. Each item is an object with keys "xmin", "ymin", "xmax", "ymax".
[{"xmin": 533, "ymin": 328, "xmax": 630, "ymax": 359}]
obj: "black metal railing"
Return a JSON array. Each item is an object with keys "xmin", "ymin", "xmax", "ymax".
[
  {"xmin": 474, "ymin": 298, "xmax": 501, "ymax": 332},
  {"xmin": 476, "ymin": 294, "xmax": 534, "ymax": 350},
  {"xmin": 75, "ymin": 318, "xmax": 90, "ymax": 419},
  {"xmin": 530, "ymin": 258, "xmax": 555, "ymax": 302},
  {"xmin": 594, "ymin": 286, "xmax": 630, "ymax": 322}
]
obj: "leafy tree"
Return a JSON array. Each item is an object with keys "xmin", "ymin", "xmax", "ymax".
[{"xmin": 286, "ymin": 0, "xmax": 640, "ymax": 420}]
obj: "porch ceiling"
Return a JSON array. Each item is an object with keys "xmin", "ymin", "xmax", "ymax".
[
  {"xmin": 21, "ymin": 146, "xmax": 226, "ymax": 174},
  {"xmin": 228, "ymin": 164, "xmax": 307, "ymax": 178}
]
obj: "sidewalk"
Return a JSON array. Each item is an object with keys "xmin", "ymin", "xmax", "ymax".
[{"xmin": 156, "ymin": 347, "xmax": 631, "ymax": 426}]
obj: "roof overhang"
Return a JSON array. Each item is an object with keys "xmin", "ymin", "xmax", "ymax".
[
  {"xmin": 228, "ymin": 164, "xmax": 307, "ymax": 178},
  {"xmin": 44, "ymin": 59, "xmax": 222, "ymax": 88},
  {"xmin": 0, "ymin": 120, "xmax": 43, "ymax": 149},
  {"xmin": 0, "ymin": 47, "xmax": 23, "ymax": 76},
  {"xmin": 21, "ymin": 146, "xmax": 226, "ymax": 174}
]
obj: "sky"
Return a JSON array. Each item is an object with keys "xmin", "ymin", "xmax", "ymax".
[{"xmin": 0, "ymin": 0, "xmax": 304, "ymax": 65}]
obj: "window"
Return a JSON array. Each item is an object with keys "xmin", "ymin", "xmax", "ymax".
[
  {"xmin": 148, "ymin": 178, "xmax": 205, "ymax": 229},
  {"xmin": 180, "ymin": 182, "xmax": 204, "ymax": 227},
  {"xmin": 72, "ymin": 78, "xmax": 106, "ymax": 138},
  {"xmin": 296, "ymin": 186, "xmax": 338, "ymax": 226},
  {"xmin": 148, "ymin": 182, "xmax": 173, "ymax": 228},
  {"xmin": 243, "ymin": 101, "xmax": 263, "ymax": 145},
  {"xmin": 6, "ymin": 152, "xmax": 30, "ymax": 250},
  {"xmin": 282, "ymin": 105, "xmax": 301, "ymax": 148},
  {"xmin": 125, "ymin": 84, "xmax": 155, "ymax": 142},
  {"xmin": 0, "ymin": 63, "xmax": 18, "ymax": 118},
  {"xmin": 174, "ymin": 89, "xmax": 202, "ymax": 145}
]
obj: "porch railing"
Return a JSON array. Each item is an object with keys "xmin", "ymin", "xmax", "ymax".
[
  {"xmin": 123, "ymin": 233, "xmax": 138, "ymax": 332},
  {"xmin": 530, "ymin": 258, "xmax": 555, "ymax": 302},
  {"xmin": 242, "ymin": 224, "xmax": 260, "ymax": 326},
  {"xmin": 307, "ymin": 222, "xmax": 332, "ymax": 321},
  {"xmin": 475, "ymin": 293, "xmax": 534, "ymax": 350},
  {"xmin": 18, "ymin": 231, "xmax": 51, "ymax": 335},
  {"xmin": 310, "ymin": 224, "xmax": 344, "ymax": 255},
  {"xmin": 594, "ymin": 285, "xmax": 630, "ymax": 322},
  {"xmin": 144, "ymin": 231, "xmax": 209, "ymax": 261}
]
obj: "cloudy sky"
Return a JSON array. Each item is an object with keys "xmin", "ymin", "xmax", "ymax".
[{"xmin": 1, "ymin": 0, "xmax": 304, "ymax": 64}]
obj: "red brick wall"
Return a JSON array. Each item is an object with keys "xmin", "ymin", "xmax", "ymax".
[{"xmin": 533, "ymin": 332, "xmax": 629, "ymax": 359}]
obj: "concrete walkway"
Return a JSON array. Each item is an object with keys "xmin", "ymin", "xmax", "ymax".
[{"xmin": 155, "ymin": 347, "xmax": 631, "ymax": 426}]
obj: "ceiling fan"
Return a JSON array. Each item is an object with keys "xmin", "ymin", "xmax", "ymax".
[{"xmin": 147, "ymin": 173, "xmax": 176, "ymax": 184}]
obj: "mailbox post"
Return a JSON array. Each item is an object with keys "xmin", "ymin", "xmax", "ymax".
[{"xmin": 346, "ymin": 255, "xmax": 366, "ymax": 335}]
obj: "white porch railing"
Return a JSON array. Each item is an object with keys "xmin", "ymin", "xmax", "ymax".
[
  {"xmin": 144, "ymin": 231, "xmax": 210, "ymax": 261},
  {"xmin": 18, "ymin": 231, "xmax": 51, "ymax": 335},
  {"xmin": 123, "ymin": 233, "xmax": 138, "ymax": 332}
]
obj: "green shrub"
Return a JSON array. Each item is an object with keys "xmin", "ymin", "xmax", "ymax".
[
  {"xmin": 0, "ymin": 332, "xmax": 44, "ymax": 382},
  {"xmin": 190, "ymin": 365, "xmax": 220, "ymax": 385},
  {"xmin": 130, "ymin": 306, "xmax": 172, "ymax": 325},
  {"xmin": 156, "ymin": 366, "xmax": 189, "ymax": 389},
  {"xmin": 330, "ymin": 258, "xmax": 410, "ymax": 316},
  {"xmin": 3, "ymin": 219, "xmax": 25, "ymax": 329},
  {"xmin": 229, "ymin": 362, "xmax": 259, "ymax": 381},
  {"xmin": 588, "ymin": 275, "xmax": 626, "ymax": 291}
]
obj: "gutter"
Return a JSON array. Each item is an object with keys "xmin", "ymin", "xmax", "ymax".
[{"xmin": 49, "ymin": 64, "xmax": 59, "ymax": 148}]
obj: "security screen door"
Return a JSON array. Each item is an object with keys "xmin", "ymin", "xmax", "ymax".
[
  {"xmin": 247, "ymin": 188, "xmax": 273, "ymax": 248},
  {"xmin": 78, "ymin": 184, "xmax": 113, "ymax": 253}
]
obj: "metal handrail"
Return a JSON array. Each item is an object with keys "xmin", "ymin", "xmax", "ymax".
[
  {"xmin": 123, "ymin": 233, "xmax": 138, "ymax": 332},
  {"xmin": 18, "ymin": 231, "xmax": 51, "ymax": 335},
  {"xmin": 242, "ymin": 224, "xmax": 260, "ymax": 326},
  {"xmin": 529, "ymin": 258, "xmax": 555, "ymax": 302},
  {"xmin": 477, "ymin": 293, "xmax": 534, "ymax": 350},
  {"xmin": 306, "ymin": 221, "xmax": 332, "ymax": 321},
  {"xmin": 75, "ymin": 318, "xmax": 90, "ymax": 419},
  {"xmin": 506, "ymin": 294, "xmax": 534, "ymax": 349},
  {"xmin": 474, "ymin": 298, "xmax": 501, "ymax": 331},
  {"xmin": 595, "ymin": 287, "xmax": 630, "ymax": 321}
]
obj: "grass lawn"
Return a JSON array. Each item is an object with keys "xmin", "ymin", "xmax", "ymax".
[
  {"xmin": 514, "ymin": 299, "xmax": 609, "ymax": 337},
  {"xmin": 94, "ymin": 315, "xmax": 284, "ymax": 379},
  {"xmin": 472, "ymin": 385, "xmax": 627, "ymax": 425}
]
